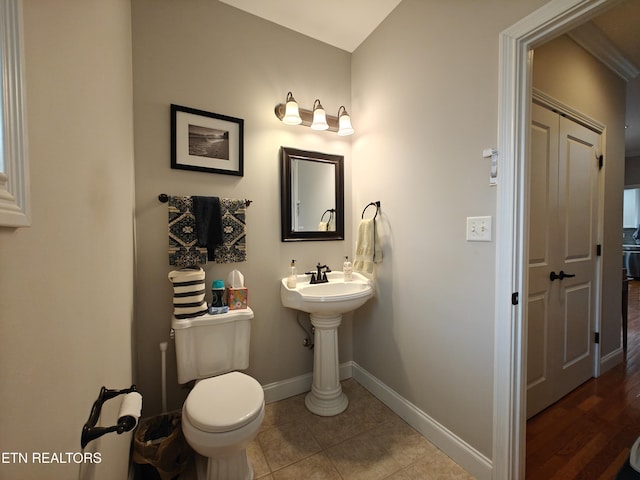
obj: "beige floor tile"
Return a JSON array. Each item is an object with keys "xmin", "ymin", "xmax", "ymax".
[
  {"xmin": 340, "ymin": 378, "xmax": 364, "ymax": 395},
  {"xmin": 272, "ymin": 452, "xmax": 342, "ymax": 480},
  {"xmin": 258, "ymin": 422, "xmax": 322, "ymax": 471},
  {"xmin": 425, "ymin": 450, "xmax": 475, "ymax": 479},
  {"xmin": 326, "ymin": 429, "xmax": 403, "ymax": 480},
  {"xmin": 169, "ymin": 379, "xmax": 473, "ymax": 480},
  {"xmin": 302, "ymin": 380, "xmax": 396, "ymax": 449},
  {"xmin": 384, "ymin": 461, "xmax": 441, "ymax": 480},
  {"xmin": 347, "ymin": 388, "xmax": 397, "ymax": 431},
  {"xmin": 385, "ymin": 456, "xmax": 476, "ymax": 479},
  {"xmin": 303, "ymin": 406, "xmax": 369, "ymax": 449},
  {"xmin": 262, "ymin": 393, "xmax": 310, "ymax": 431},
  {"xmin": 247, "ymin": 438, "xmax": 270, "ymax": 478},
  {"xmin": 368, "ymin": 416, "xmax": 440, "ymax": 467}
]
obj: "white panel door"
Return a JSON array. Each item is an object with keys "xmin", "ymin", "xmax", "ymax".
[{"xmin": 527, "ymin": 103, "xmax": 600, "ymax": 418}]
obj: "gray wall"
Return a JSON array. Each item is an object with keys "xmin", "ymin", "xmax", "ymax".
[
  {"xmin": 350, "ymin": 0, "xmax": 549, "ymax": 459},
  {"xmin": 131, "ymin": 0, "xmax": 354, "ymax": 416},
  {"xmin": 0, "ymin": 1, "xmax": 135, "ymax": 479}
]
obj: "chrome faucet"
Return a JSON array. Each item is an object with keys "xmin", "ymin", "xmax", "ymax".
[{"xmin": 306, "ymin": 263, "xmax": 331, "ymax": 284}]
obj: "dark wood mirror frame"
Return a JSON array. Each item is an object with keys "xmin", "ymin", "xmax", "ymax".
[{"xmin": 280, "ymin": 147, "xmax": 344, "ymax": 242}]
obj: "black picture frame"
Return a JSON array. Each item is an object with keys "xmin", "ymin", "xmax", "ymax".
[{"xmin": 170, "ymin": 104, "xmax": 244, "ymax": 176}]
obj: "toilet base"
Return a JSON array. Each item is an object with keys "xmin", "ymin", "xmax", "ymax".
[
  {"xmin": 195, "ymin": 449, "xmax": 254, "ymax": 480},
  {"xmin": 182, "ymin": 399, "xmax": 264, "ymax": 480}
]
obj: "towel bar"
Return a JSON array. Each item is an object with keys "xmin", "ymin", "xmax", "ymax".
[{"xmin": 158, "ymin": 193, "xmax": 252, "ymax": 206}]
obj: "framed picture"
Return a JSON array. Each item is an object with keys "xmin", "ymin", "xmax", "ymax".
[{"xmin": 171, "ymin": 104, "xmax": 244, "ymax": 176}]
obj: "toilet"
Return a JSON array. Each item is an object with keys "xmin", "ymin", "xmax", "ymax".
[{"xmin": 171, "ymin": 307, "xmax": 264, "ymax": 480}]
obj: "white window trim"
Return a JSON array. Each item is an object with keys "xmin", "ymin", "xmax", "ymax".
[{"xmin": 0, "ymin": 0, "xmax": 29, "ymax": 228}]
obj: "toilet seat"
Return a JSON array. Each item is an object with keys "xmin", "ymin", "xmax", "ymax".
[{"xmin": 184, "ymin": 371, "xmax": 264, "ymax": 433}]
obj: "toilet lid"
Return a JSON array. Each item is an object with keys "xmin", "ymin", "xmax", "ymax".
[{"xmin": 184, "ymin": 372, "xmax": 264, "ymax": 433}]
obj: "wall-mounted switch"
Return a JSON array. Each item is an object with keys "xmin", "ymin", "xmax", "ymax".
[{"xmin": 466, "ymin": 216, "xmax": 492, "ymax": 242}]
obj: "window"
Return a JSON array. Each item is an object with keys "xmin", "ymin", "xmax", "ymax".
[
  {"xmin": 624, "ymin": 188, "xmax": 640, "ymax": 229},
  {"xmin": 0, "ymin": 0, "xmax": 29, "ymax": 227}
]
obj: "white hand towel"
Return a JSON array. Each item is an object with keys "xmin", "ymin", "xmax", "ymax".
[{"xmin": 354, "ymin": 218, "xmax": 382, "ymax": 273}]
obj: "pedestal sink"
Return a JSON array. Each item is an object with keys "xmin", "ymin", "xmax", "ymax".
[{"xmin": 281, "ymin": 271, "xmax": 374, "ymax": 416}]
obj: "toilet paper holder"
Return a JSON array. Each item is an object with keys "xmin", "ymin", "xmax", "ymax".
[{"xmin": 81, "ymin": 385, "xmax": 140, "ymax": 449}]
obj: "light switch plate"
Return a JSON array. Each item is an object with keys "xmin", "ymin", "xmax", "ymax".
[{"xmin": 466, "ymin": 216, "xmax": 492, "ymax": 242}]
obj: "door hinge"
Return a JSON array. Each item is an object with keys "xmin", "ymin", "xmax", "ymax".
[
  {"xmin": 598, "ymin": 154, "xmax": 604, "ymax": 170},
  {"xmin": 594, "ymin": 332, "xmax": 600, "ymax": 344},
  {"xmin": 512, "ymin": 292, "xmax": 519, "ymax": 305},
  {"xmin": 596, "ymin": 244, "xmax": 602, "ymax": 256}
]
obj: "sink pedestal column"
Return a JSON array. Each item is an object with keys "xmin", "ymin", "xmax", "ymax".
[{"xmin": 305, "ymin": 313, "xmax": 348, "ymax": 416}]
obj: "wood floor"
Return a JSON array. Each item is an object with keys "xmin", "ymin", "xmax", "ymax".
[{"xmin": 526, "ymin": 279, "xmax": 640, "ymax": 479}]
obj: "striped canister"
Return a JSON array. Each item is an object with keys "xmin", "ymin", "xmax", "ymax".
[{"xmin": 168, "ymin": 267, "xmax": 208, "ymax": 319}]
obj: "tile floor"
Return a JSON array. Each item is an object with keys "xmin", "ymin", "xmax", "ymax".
[{"xmin": 223, "ymin": 379, "xmax": 474, "ymax": 479}]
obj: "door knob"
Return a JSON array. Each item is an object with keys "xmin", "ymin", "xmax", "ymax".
[{"xmin": 549, "ymin": 270, "xmax": 576, "ymax": 281}]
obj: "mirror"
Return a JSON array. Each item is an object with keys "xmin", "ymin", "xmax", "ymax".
[{"xmin": 281, "ymin": 147, "xmax": 344, "ymax": 241}]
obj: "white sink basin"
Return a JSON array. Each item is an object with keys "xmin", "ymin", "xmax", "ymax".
[{"xmin": 281, "ymin": 271, "xmax": 374, "ymax": 315}]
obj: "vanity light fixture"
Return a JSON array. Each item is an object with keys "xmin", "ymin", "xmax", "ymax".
[
  {"xmin": 311, "ymin": 99, "xmax": 329, "ymax": 131},
  {"xmin": 282, "ymin": 92, "xmax": 302, "ymax": 125},
  {"xmin": 275, "ymin": 92, "xmax": 354, "ymax": 135},
  {"xmin": 337, "ymin": 106, "xmax": 354, "ymax": 136}
]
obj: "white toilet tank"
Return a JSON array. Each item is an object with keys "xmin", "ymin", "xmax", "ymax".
[{"xmin": 172, "ymin": 307, "xmax": 254, "ymax": 384}]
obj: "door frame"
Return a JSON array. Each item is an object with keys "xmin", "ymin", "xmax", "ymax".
[{"xmin": 493, "ymin": 0, "xmax": 614, "ymax": 478}]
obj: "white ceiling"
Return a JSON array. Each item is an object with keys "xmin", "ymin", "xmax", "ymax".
[
  {"xmin": 221, "ymin": 0, "xmax": 639, "ymax": 155},
  {"xmin": 219, "ymin": 0, "xmax": 402, "ymax": 52}
]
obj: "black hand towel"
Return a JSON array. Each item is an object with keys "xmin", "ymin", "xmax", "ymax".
[{"xmin": 193, "ymin": 196, "xmax": 223, "ymax": 261}]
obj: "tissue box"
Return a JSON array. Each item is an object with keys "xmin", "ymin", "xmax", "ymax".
[{"xmin": 227, "ymin": 287, "xmax": 248, "ymax": 310}]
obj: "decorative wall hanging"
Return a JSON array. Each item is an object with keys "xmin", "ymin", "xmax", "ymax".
[{"xmin": 171, "ymin": 104, "xmax": 244, "ymax": 176}]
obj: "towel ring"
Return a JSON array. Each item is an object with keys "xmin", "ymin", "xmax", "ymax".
[
  {"xmin": 320, "ymin": 208, "xmax": 335, "ymax": 223},
  {"xmin": 320, "ymin": 209, "xmax": 334, "ymax": 231},
  {"xmin": 361, "ymin": 201, "xmax": 381, "ymax": 220}
]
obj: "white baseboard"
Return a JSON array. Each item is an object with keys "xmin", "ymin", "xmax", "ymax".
[
  {"xmin": 262, "ymin": 362, "xmax": 353, "ymax": 404},
  {"xmin": 260, "ymin": 361, "xmax": 492, "ymax": 480},
  {"xmin": 600, "ymin": 346, "xmax": 624, "ymax": 375}
]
